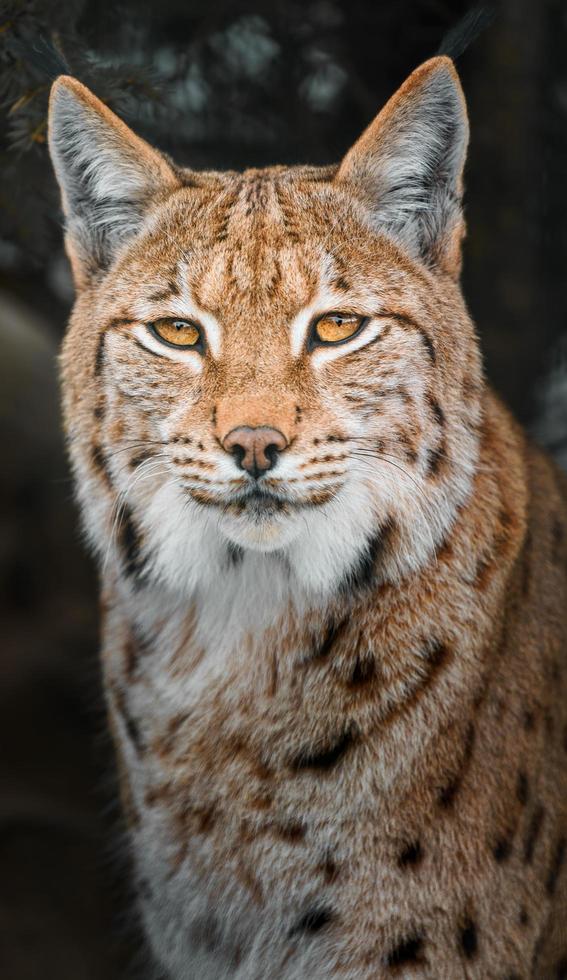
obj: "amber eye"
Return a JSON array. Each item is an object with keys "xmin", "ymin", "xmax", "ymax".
[
  {"xmin": 310, "ymin": 312, "xmax": 366, "ymax": 348},
  {"xmin": 149, "ymin": 318, "xmax": 202, "ymax": 350}
]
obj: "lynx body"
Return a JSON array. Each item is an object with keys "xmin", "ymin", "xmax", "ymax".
[{"xmin": 48, "ymin": 57, "xmax": 567, "ymax": 978}]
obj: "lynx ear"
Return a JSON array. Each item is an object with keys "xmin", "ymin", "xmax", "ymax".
[
  {"xmin": 336, "ymin": 56, "xmax": 469, "ymax": 277},
  {"xmin": 48, "ymin": 76, "xmax": 180, "ymax": 288}
]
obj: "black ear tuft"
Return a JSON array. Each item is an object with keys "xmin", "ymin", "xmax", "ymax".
[
  {"xmin": 437, "ymin": 5, "xmax": 496, "ymax": 61},
  {"xmin": 28, "ymin": 35, "xmax": 72, "ymax": 82},
  {"xmin": 7, "ymin": 31, "xmax": 72, "ymax": 83}
]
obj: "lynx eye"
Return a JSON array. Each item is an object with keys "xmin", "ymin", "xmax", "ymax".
[
  {"xmin": 310, "ymin": 312, "xmax": 366, "ymax": 347},
  {"xmin": 149, "ymin": 317, "xmax": 202, "ymax": 350}
]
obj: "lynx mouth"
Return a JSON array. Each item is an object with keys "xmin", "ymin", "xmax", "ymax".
[
  {"xmin": 232, "ymin": 486, "xmax": 292, "ymax": 517},
  {"xmin": 215, "ymin": 485, "xmax": 306, "ymax": 551},
  {"xmin": 223, "ymin": 483, "xmax": 340, "ymax": 517}
]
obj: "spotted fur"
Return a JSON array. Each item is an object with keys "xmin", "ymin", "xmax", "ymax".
[{"xmin": 49, "ymin": 57, "xmax": 567, "ymax": 979}]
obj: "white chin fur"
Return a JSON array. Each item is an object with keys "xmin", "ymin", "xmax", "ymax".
[
  {"xmin": 106, "ymin": 448, "xmax": 468, "ymax": 614},
  {"xmin": 218, "ymin": 511, "xmax": 303, "ymax": 552},
  {"xmin": 136, "ymin": 477, "xmax": 389, "ymax": 603}
]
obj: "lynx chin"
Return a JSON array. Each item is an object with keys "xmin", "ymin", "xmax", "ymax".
[{"xmin": 48, "ymin": 55, "xmax": 567, "ymax": 979}]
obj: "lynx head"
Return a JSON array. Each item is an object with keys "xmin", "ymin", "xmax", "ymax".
[{"xmin": 49, "ymin": 57, "xmax": 482, "ymax": 605}]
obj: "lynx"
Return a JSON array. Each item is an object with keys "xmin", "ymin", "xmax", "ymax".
[{"xmin": 48, "ymin": 56, "xmax": 567, "ymax": 978}]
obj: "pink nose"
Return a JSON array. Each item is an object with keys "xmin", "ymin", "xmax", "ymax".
[{"xmin": 222, "ymin": 426, "xmax": 288, "ymax": 478}]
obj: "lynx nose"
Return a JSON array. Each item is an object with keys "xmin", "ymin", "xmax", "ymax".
[{"xmin": 223, "ymin": 426, "xmax": 288, "ymax": 478}]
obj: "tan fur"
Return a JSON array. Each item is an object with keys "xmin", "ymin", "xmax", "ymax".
[{"xmin": 49, "ymin": 57, "xmax": 567, "ymax": 978}]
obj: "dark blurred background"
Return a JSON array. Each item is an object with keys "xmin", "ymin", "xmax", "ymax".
[{"xmin": 0, "ymin": 1, "xmax": 566, "ymax": 977}]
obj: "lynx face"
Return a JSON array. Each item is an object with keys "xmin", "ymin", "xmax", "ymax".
[{"xmin": 50, "ymin": 58, "xmax": 482, "ymax": 602}]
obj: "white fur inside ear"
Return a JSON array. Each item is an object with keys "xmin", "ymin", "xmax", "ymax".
[
  {"xmin": 337, "ymin": 60, "xmax": 468, "ymax": 267},
  {"xmin": 49, "ymin": 80, "xmax": 176, "ymax": 267}
]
